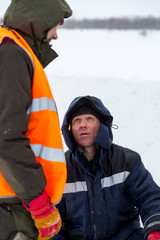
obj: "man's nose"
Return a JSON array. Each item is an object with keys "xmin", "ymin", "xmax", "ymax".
[
  {"xmin": 80, "ymin": 120, "xmax": 87, "ymax": 128},
  {"xmin": 52, "ymin": 31, "xmax": 58, "ymax": 40}
]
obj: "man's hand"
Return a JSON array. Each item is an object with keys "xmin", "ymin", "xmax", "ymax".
[
  {"xmin": 22, "ymin": 191, "xmax": 61, "ymax": 240},
  {"xmin": 148, "ymin": 231, "xmax": 160, "ymax": 240}
]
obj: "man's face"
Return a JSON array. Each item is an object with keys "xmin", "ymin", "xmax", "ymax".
[
  {"xmin": 71, "ymin": 114, "xmax": 100, "ymax": 149},
  {"xmin": 46, "ymin": 20, "xmax": 64, "ymax": 42},
  {"xmin": 46, "ymin": 24, "xmax": 59, "ymax": 42}
]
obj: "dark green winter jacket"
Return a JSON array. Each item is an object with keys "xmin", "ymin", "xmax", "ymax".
[
  {"xmin": 0, "ymin": 0, "xmax": 72, "ymax": 206},
  {"xmin": 3, "ymin": 0, "xmax": 72, "ymax": 67}
]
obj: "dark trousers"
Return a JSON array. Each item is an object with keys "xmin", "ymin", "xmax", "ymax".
[{"xmin": 0, "ymin": 203, "xmax": 38, "ymax": 240}]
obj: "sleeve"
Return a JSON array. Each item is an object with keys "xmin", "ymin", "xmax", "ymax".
[
  {"xmin": 0, "ymin": 42, "xmax": 46, "ymax": 205},
  {"xmin": 125, "ymin": 153, "xmax": 160, "ymax": 239}
]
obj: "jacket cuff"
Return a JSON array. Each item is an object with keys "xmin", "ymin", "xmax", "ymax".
[
  {"xmin": 144, "ymin": 214, "xmax": 160, "ymax": 239},
  {"xmin": 22, "ymin": 190, "xmax": 55, "ymax": 217}
]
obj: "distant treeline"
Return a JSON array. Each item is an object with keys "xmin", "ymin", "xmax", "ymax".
[
  {"xmin": 1, "ymin": 17, "xmax": 160, "ymax": 30},
  {"xmin": 62, "ymin": 17, "xmax": 160, "ymax": 30}
]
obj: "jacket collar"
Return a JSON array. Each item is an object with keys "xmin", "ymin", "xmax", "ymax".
[{"xmin": 19, "ymin": 32, "xmax": 58, "ymax": 68}]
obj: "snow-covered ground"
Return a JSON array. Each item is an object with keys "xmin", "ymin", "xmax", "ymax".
[{"xmin": 45, "ymin": 29, "xmax": 160, "ymax": 185}]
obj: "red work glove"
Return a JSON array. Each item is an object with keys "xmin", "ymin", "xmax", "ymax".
[
  {"xmin": 148, "ymin": 231, "xmax": 160, "ymax": 240},
  {"xmin": 22, "ymin": 191, "xmax": 61, "ymax": 240}
]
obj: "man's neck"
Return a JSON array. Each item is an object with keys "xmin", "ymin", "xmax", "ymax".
[{"xmin": 79, "ymin": 144, "xmax": 98, "ymax": 161}]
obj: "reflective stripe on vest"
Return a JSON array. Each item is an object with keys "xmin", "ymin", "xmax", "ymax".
[
  {"xmin": 31, "ymin": 144, "xmax": 65, "ymax": 162},
  {"xmin": 0, "ymin": 27, "xmax": 66, "ymax": 203},
  {"xmin": 27, "ymin": 97, "xmax": 57, "ymax": 114}
]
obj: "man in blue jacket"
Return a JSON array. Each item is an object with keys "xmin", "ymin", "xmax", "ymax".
[{"xmin": 54, "ymin": 95, "xmax": 160, "ymax": 240}]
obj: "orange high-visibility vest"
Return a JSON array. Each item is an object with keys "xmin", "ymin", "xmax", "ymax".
[{"xmin": 0, "ymin": 27, "xmax": 66, "ymax": 204}]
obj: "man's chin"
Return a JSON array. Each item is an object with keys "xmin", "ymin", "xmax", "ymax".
[{"xmin": 78, "ymin": 141, "xmax": 95, "ymax": 148}]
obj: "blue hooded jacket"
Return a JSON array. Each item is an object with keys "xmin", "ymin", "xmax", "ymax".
[{"xmin": 54, "ymin": 96, "xmax": 160, "ymax": 240}]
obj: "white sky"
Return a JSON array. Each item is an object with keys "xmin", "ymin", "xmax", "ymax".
[
  {"xmin": 67, "ymin": 0, "xmax": 160, "ymax": 19},
  {"xmin": 1, "ymin": 0, "xmax": 160, "ymax": 19}
]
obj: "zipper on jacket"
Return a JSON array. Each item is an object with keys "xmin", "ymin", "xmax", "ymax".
[{"xmin": 88, "ymin": 178, "xmax": 94, "ymax": 198}]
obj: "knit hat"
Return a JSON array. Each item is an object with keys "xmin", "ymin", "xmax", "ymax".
[{"xmin": 68, "ymin": 103, "xmax": 103, "ymax": 123}]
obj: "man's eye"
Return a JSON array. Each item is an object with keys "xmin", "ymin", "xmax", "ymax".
[
  {"xmin": 73, "ymin": 119, "xmax": 80, "ymax": 124},
  {"xmin": 87, "ymin": 117, "xmax": 93, "ymax": 121}
]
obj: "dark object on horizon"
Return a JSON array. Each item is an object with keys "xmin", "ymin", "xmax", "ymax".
[{"xmin": 61, "ymin": 17, "xmax": 160, "ymax": 30}]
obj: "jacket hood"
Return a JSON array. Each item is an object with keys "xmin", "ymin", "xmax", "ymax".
[
  {"xmin": 3, "ymin": 0, "xmax": 72, "ymax": 67},
  {"xmin": 62, "ymin": 96, "xmax": 114, "ymax": 152}
]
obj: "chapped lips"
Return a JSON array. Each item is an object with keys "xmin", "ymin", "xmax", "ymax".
[{"xmin": 80, "ymin": 132, "xmax": 89, "ymax": 136}]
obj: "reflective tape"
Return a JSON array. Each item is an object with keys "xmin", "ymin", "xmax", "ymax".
[
  {"xmin": 101, "ymin": 171, "xmax": 130, "ymax": 189},
  {"xmin": 63, "ymin": 171, "xmax": 130, "ymax": 194},
  {"xmin": 27, "ymin": 97, "xmax": 57, "ymax": 114},
  {"xmin": 30, "ymin": 144, "xmax": 65, "ymax": 163},
  {"xmin": 0, "ymin": 195, "xmax": 16, "ymax": 199},
  {"xmin": 63, "ymin": 181, "xmax": 87, "ymax": 194},
  {"xmin": 145, "ymin": 221, "xmax": 160, "ymax": 231},
  {"xmin": 144, "ymin": 214, "xmax": 160, "ymax": 229}
]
